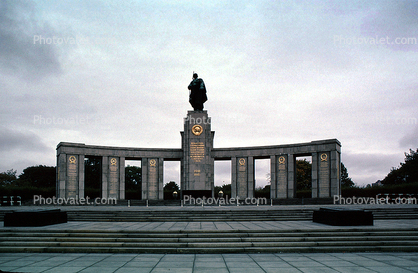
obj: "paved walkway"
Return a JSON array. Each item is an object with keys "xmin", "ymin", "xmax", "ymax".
[
  {"xmin": 1, "ymin": 252, "xmax": 418, "ymax": 273},
  {"xmin": 2, "ymin": 219, "xmax": 418, "ymax": 231},
  {"xmin": 2, "ymin": 220, "xmax": 418, "ymax": 272}
]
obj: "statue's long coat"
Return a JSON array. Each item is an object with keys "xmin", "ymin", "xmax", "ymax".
[{"xmin": 188, "ymin": 78, "xmax": 207, "ymax": 110}]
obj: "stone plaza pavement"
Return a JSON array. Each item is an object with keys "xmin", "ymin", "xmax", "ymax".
[
  {"xmin": 1, "ymin": 252, "xmax": 418, "ymax": 273},
  {"xmin": 2, "ymin": 219, "xmax": 418, "ymax": 232},
  {"xmin": 2, "ymin": 219, "xmax": 418, "ymax": 272},
  {"xmin": 1, "ymin": 205, "xmax": 418, "ymax": 272}
]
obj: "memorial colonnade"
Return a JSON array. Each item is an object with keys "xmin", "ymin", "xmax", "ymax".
[{"xmin": 56, "ymin": 139, "xmax": 341, "ymax": 200}]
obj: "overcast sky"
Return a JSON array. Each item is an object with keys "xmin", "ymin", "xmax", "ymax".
[{"xmin": 1, "ymin": 0, "xmax": 417, "ymax": 188}]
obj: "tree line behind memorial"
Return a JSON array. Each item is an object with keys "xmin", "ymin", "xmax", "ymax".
[{"xmin": 1, "ymin": 148, "xmax": 417, "ymax": 201}]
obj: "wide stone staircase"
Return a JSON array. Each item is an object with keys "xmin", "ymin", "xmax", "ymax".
[
  {"xmin": 1, "ymin": 227, "xmax": 418, "ymax": 253},
  {"xmin": 1, "ymin": 206, "xmax": 418, "ymax": 222},
  {"xmin": 65, "ymin": 209, "xmax": 313, "ymax": 222},
  {"xmin": 65, "ymin": 207, "xmax": 418, "ymax": 222},
  {"xmin": 1, "ymin": 206, "xmax": 418, "ymax": 253}
]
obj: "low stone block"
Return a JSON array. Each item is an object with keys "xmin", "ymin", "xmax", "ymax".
[
  {"xmin": 4, "ymin": 209, "xmax": 67, "ymax": 227},
  {"xmin": 313, "ymin": 207, "xmax": 373, "ymax": 226}
]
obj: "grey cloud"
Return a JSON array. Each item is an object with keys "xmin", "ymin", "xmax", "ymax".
[
  {"xmin": 344, "ymin": 153, "xmax": 399, "ymax": 172},
  {"xmin": 361, "ymin": 1, "xmax": 418, "ymax": 51},
  {"xmin": 0, "ymin": 90, "xmax": 100, "ymax": 131},
  {"xmin": 0, "ymin": 126, "xmax": 49, "ymax": 152},
  {"xmin": 0, "ymin": 0, "xmax": 62, "ymax": 81},
  {"xmin": 343, "ymin": 152, "xmax": 405, "ymax": 184},
  {"xmin": 399, "ymin": 125, "xmax": 418, "ymax": 149}
]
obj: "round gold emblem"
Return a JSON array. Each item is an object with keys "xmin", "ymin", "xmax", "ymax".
[
  {"xmin": 69, "ymin": 156, "xmax": 76, "ymax": 164},
  {"xmin": 149, "ymin": 159, "xmax": 157, "ymax": 166},
  {"xmin": 239, "ymin": 158, "xmax": 246, "ymax": 166},
  {"xmin": 192, "ymin": 125, "xmax": 203, "ymax": 136},
  {"xmin": 320, "ymin": 153, "xmax": 328, "ymax": 161},
  {"xmin": 110, "ymin": 158, "xmax": 117, "ymax": 166},
  {"xmin": 278, "ymin": 156, "xmax": 286, "ymax": 164}
]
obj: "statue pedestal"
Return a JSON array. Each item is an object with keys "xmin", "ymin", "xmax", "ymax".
[{"xmin": 181, "ymin": 111, "xmax": 214, "ymax": 198}]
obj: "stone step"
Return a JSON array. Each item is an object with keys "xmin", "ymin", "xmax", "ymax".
[
  {"xmin": 2, "ymin": 245, "xmax": 418, "ymax": 254},
  {"xmin": 1, "ymin": 244, "xmax": 418, "ymax": 254},
  {"xmin": 2, "ymin": 229, "xmax": 417, "ymax": 237},
  {"xmin": 1, "ymin": 228, "xmax": 418, "ymax": 253},
  {"xmin": 2, "ymin": 227, "xmax": 417, "ymax": 233},
  {"xmin": 65, "ymin": 211, "xmax": 418, "ymax": 222},
  {"xmin": 66, "ymin": 218, "xmax": 311, "ymax": 222},
  {"xmin": 2, "ymin": 237, "xmax": 417, "ymax": 247},
  {"xmin": 2, "ymin": 207, "xmax": 418, "ymax": 222},
  {"xmin": 2, "ymin": 235, "xmax": 418, "ymax": 244}
]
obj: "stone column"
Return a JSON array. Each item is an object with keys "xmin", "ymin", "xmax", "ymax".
[
  {"xmin": 311, "ymin": 152, "xmax": 318, "ymax": 198},
  {"xmin": 270, "ymin": 155, "xmax": 277, "ymax": 199},
  {"xmin": 247, "ymin": 156, "xmax": 254, "ymax": 198},
  {"xmin": 141, "ymin": 157, "xmax": 163, "ymax": 200},
  {"xmin": 78, "ymin": 154, "xmax": 85, "ymax": 198},
  {"xmin": 318, "ymin": 152, "xmax": 331, "ymax": 197},
  {"xmin": 148, "ymin": 158, "xmax": 159, "ymax": 200},
  {"xmin": 107, "ymin": 157, "xmax": 120, "ymax": 199},
  {"xmin": 231, "ymin": 156, "xmax": 237, "ymax": 198},
  {"xmin": 277, "ymin": 154, "xmax": 288, "ymax": 198},
  {"xmin": 287, "ymin": 154, "xmax": 295, "ymax": 198},
  {"xmin": 142, "ymin": 158, "xmax": 148, "ymax": 200},
  {"xmin": 101, "ymin": 156, "xmax": 108, "ymax": 199},
  {"xmin": 180, "ymin": 151, "xmax": 185, "ymax": 193},
  {"xmin": 236, "ymin": 157, "xmax": 248, "ymax": 198},
  {"xmin": 56, "ymin": 156, "xmax": 59, "ymax": 197},
  {"xmin": 158, "ymin": 158, "xmax": 164, "ymax": 200},
  {"xmin": 119, "ymin": 157, "xmax": 125, "ymax": 200},
  {"xmin": 57, "ymin": 153, "xmax": 66, "ymax": 198},
  {"xmin": 66, "ymin": 154, "xmax": 79, "ymax": 198},
  {"xmin": 330, "ymin": 150, "xmax": 340, "ymax": 197}
]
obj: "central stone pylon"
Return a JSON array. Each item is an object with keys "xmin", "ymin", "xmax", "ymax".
[{"xmin": 181, "ymin": 111, "xmax": 215, "ymax": 197}]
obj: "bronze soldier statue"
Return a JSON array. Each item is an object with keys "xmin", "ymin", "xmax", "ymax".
[{"xmin": 188, "ymin": 73, "xmax": 207, "ymax": 111}]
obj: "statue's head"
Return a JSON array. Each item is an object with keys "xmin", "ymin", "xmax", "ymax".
[{"xmin": 193, "ymin": 73, "xmax": 198, "ymax": 79}]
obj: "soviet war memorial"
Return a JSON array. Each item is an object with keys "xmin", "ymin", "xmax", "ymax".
[
  {"xmin": 1, "ymin": 75, "xmax": 418, "ymax": 273},
  {"xmin": 1, "ymin": 1, "xmax": 418, "ymax": 272}
]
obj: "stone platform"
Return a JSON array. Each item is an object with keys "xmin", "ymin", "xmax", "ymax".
[
  {"xmin": 1, "ymin": 205, "xmax": 418, "ymax": 271},
  {"xmin": 313, "ymin": 207, "xmax": 374, "ymax": 226},
  {"xmin": 1, "ymin": 204, "xmax": 418, "ymax": 255},
  {"xmin": 4, "ymin": 209, "xmax": 67, "ymax": 227}
]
